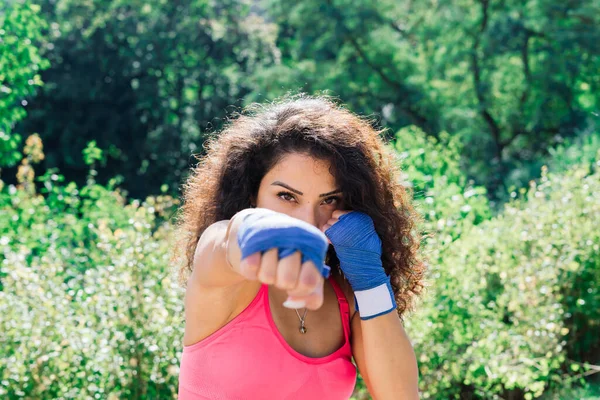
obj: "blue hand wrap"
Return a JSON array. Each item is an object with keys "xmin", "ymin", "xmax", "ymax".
[
  {"xmin": 236, "ymin": 208, "xmax": 331, "ymax": 279},
  {"xmin": 325, "ymin": 211, "xmax": 397, "ymax": 320}
]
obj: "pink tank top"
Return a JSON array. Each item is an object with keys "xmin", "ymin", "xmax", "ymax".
[{"xmin": 178, "ymin": 277, "xmax": 357, "ymax": 399}]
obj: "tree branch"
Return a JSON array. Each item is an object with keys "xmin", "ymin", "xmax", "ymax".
[
  {"xmin": 325, "ymin": 0, "xmax": 431, "ymax": 131},
  {"xmin": 471, "ymin": 0, "xmax": 502, "ymax": 159},
  {"xmin": 507, "ymin": 23, "xmax": 533, "ymax": 149}
]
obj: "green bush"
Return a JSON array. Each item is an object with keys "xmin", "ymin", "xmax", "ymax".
[
  {"xmin": 540, "ymin": 381, "xmax": 600, "ymax": 400},
  {"xmin": 0, "ymin": 162, "xmax": 183, "ymax": 398},
  {"xmin": 2, "ymin": 124, "xmax": 598, "ymax": 399},
  {"xmin": 546, "ymin": 129, "xmax": 600, "ymax": 178},
  {"xmin": 393, "ymin": 126, "xmax": 492, "ymax": 244},
  {"xmin": 504, "ymin": 128, "xmax": 600, "ymax": 201},
  {"xmin": 406, "ymin": 155, "xmax": 600, "ymax": 399}
]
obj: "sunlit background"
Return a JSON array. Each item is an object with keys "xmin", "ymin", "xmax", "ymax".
[{"xmin": 1, "ymin": 0, "xmax": 599, "ymax": 398}]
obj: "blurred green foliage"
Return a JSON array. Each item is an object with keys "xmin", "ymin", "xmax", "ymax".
[
  {"xmin": 393, "ymin": 126, "xmax": 492, "ymax": 246},
  {"xmin": 0, "ymin": 0, "xmax": 49, "ymax": 168},
  {"xmin": 255, "ymin": 0, "xmax": 600, "ymax": 200},
  {"xmin": 2, "ymin": 127, "xmax": 598, "ymax": 399},
  {"xmin": 405, "ymin": 159, "xmax": 600, "ymax": 399},
  {"xmin": 3, "ymin": 0, "xmax": 598, "ymax": 203},
  {"xmin": 14, "ymin": 0, "xmax": 275, "ymax": 198},
  {"xmin": 1, "ymin": 159, "xmax": 183, "ymax": 398},
  {"xmin": 393, "ymin": 124, "xmax": 600, "ymax": 399},
  {"xmin": 2, "ymin": 0, "xmax": 600, "ymax": 399}
]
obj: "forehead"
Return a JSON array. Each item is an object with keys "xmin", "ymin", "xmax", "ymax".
[{"xmin": 265, "ymin": 153, "xmax": 337, "ymax": 184}]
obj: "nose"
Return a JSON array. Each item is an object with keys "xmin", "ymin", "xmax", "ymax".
[{"xmin": 294, "ymin": 206, "xmax": 319, "ymax": 228}]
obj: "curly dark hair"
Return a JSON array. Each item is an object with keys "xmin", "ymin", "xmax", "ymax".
[{"xmin": 171, "ymin": 94, "xmax": 426, "ymax": 316}]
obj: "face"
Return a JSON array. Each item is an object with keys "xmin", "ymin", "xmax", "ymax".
[{"xmin": 254, "ymin": 152, "xmax": 344, "ymax": 230}]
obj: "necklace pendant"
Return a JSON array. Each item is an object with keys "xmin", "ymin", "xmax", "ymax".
[{"xmin": 299, "ymin": 325, "xmax": 307, "ymax": 334}]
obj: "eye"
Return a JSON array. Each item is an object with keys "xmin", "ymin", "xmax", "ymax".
[
  {"xmin": 277, "ymin": 191, "xmax": 341, "ymax": 206},
  {"xmin": 277, "ymin": 191, "xmax": 296, "ymax": 202},
  {"xmin": 323, "ymin": 196, "xmax": 341, "ymax": 206}
]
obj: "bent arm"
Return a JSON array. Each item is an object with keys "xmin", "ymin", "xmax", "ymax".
[{"xmin": 351, "ymin": 312, "xmax": 419, "ymax": 400}]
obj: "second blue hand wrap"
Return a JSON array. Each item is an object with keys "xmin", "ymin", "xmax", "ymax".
[
  {"xmin": 236, "ymin": 208, "xmax": 331, "ymax": 279},
  {"xmin": 325, "ymin": 211, "xmax": 397, "ymax": 319}
]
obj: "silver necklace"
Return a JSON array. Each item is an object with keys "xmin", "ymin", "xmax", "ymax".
[{"xmin": 294, "ymin": 308, "xmax": 308, "ymax": 334}]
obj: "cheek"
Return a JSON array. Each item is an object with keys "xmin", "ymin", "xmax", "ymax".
[
  {"xmin": 256, "ymin": 195, "xmax": 281, "ymax": 210},
  {"xmin": 318, "ymin": 210, "xmax": 336, "ymax": 227},
  {"xmin": 255, "ymin": 193, "xmax": 294, "ymax": 216}
]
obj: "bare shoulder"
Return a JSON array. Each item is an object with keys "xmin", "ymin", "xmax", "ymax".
[
  {"xmin": 183, "ymin": 220, "xmax": 259, "ymax": 346},
  {"xmin": 183, "ymin": 276, "xmax": 260, "ymax": 346},
  {"xmin": 189, "ymin": 220, "xmax": 245, "ymax": 288}
]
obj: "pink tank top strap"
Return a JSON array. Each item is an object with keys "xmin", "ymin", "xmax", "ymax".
[{"xmin": 328, "ymin": 276, "xmax": 351, "ymax": 343}]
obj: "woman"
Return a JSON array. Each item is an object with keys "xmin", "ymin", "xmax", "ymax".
[{"xmin": 173, "ymin": 95, "xmax": 426, "ymax": 399}]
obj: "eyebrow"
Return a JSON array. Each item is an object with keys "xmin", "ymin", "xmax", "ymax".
[{"xmin": 271, "ymin": 181, "xmax": 342, "ymax": 197}]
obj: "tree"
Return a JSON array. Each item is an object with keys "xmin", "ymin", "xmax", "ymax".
[
  {"xmin": 0, "ymin": 0, "xmax": 49, "ymax": 170},
  {"xmin": 253, "ymin": 0, "xmax": 600, "ymax": 200},
  {"xmin": 13, "ymin": 0, "xmax": 277, "ymax": 199}
]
